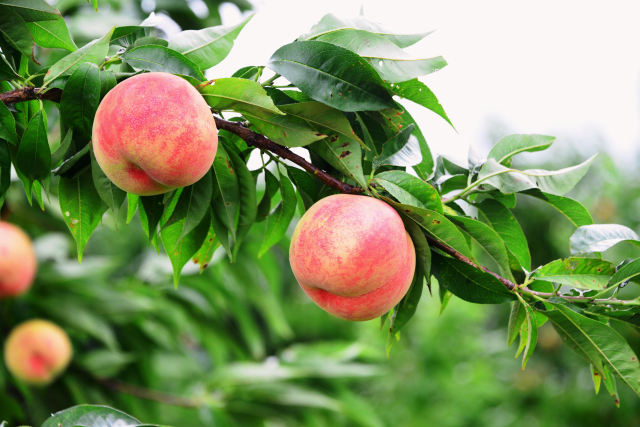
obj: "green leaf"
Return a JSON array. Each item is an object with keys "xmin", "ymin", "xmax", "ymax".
[
  {"xmin": 161, "ymin": 170, "xmax": 213, "ymax": 243},
  {"xmin": 301, "ymin": 13, "xmax": 433, "ymax": 48},
  {"xmin": 42, "ymin": 405, "xmax": 141, "ymax": 427},
  {"xmin": 375, "ymin": 170, "xmax": 442, "ymax": 214},
  {"xmin": 373, "ymin": 125, "xmax": 421, "ymax": 169},
  {"xmin": 477, "ymin": 154, "xmax": 597, "ymax": 196},
  {"xmin": 0, "ymin": 0, "xmax": 60, "ymax": 22},
  {"xmin": 44, "ymin": 26, "xmax": 114, "ymax": 85},
  {"xmin": 267, "ymin": 40, "xmax": 395, "ymax": 112},
  {"xmin": 256, "ymin": 169, "xmax": 278, "ymax": 223},
  {"xmin": 389, "ymin": 79, "xmax": 453, "ymax": 128},
  {"xmin": 0, "ymin": 139, "xmax": 10, "ymax": 205},
  {"xmin": 120, "ymin": 45, "xmax": 205, "ymax": 81},
  {"xmin": 126, "ymin": 194, "xmax": 138, "ymax": 224},
  {"xmin": 16, "ymin": 110, "xmax": 50, "ymax": 185},
  {"xmin": 199, "ymin": 77, "xmax": 282, "ymax": 115},
  {"xmin": 0, "ymin": 6, "xmax": 35, "ymax": 64},
  {"xmin": 224, "ymin": 142, "xmax": 257, "ymax": 259},
  {"xmin": 521, "ymin": 189, "xmax": 593, "ymax": 228},
  {"xmin": 476, "ymin": 198, "xmax": 531, "ymax": 271},
  {"xmin": 542, "ymin": 300, "xmax": 640, "ymax": 399},
  {"xmin": 58, "ymin": 170, "xmax": 106, "ymax": 262},
  {"xmin": 212, "ymin": 144, "xmax": 239, "ymax": 240},
  {"xmin": 0, "ymin": 100, "xmax": 18, "ymax": 145},
  {"xmin": 286, "ymin": 166, "xmax": 318, "ymax": 204},
  {"xmin": 232, "ymin": 65, "xmax": 260, "ymax": 80},
  {"xmin": 508, "ymin": 300, "xmax": 526, "ymax": 347},
  {"xmin": 530, "ymin": 258, "xmax": 615, "ymax": 290},
  {"xmin": 586, "ymin": 306, "xmax": 640, "ymax": 332},
  {"xmin": 570, "ymin": 224, "xmax": 640, "ymax": 256},
  {"xmin": 439, "ymin": 174, "xmax": 467, "ymax": 196},
  {"xmin": 278, "ymin": 101, "xmax": 366, "ymax": 149},
  {"xmin": 138, "ymin": 194, "xmax": 163, "ymax": 247},
  {"xmin": 438, "ymin": 278, "xmax": 453, "ymax": 316},
  {"xmin": 515, "ymin": 294, "xmax": 537, "ymax": 369},
  {"xmin": 487, "ymin": 134, "xmax": 555, "ymax": 165},
  {"xmin": 384, "ymin": 198, "xmax": 474, "ymax": 261},
  {"xmin": 52, "ymin": 142, "xmax": 90, "ymax": 178},
  {"xmin": 168, "ymin": 14, "xmax": 253, "ymax": 70},
  {"xmin": 0, "ymin": 51, "xmax": 20, "ymax": 80},
  {"xmin": 26, "ymin": 16, "xmax": 76, "ymax": 51},
  {"xmin": 192, "ymin": 222, "xmax": 219, "ymax": 272},
  {"xmin": 316, "ymin": 29, "xmax": 446, "ymax": 83},
  {"xmin": 609, "ymin": 258, "xmax": 640, "ymax": 289},
  {"xmin": 449, "ymin": 215, "xmax": 515, "ymax": 282},
  {"xmin": 388, "ymin": 264, "xmax": 423, "ymax": 349},
  {"xmin": 400, "ymin": 213, "xmax": 431, "ymax": 288},
  {"xmin": 309, "ymin": 136, "xmax": 367, "ymax": 188},
  {"xmin": 259, "ymin": 173, "xmax": 296, "ymax": 258},
  {"xmin": 244, "ymin": 111, "xmax": 327, "ymax": 147},
  {"xmin": 162, "ymin": 208, "xmax": 210, "ymax": 287},
  {"xmin": 59, "ymin": 62, "xmax": 100, "ymax": 142},
  {"xmin": 431, "ymin": 252, "xmax": 516, "ymax": 304},
  {"xmin": 396, "ymin": 105, "xmax": 434, "ymax": 179},
  {"xmin": 110, "ymin": 25, "xmax": 148, "ymax": 47},
  {"xmin": 90, "ymin": 150, "xmax": 125, "ymax": 218},
  {"xmin": 98, "ymin": 69, "xmax": 117, "ymax": 100}
]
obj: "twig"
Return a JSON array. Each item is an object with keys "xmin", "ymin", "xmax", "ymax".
[
  {"xmin": 0, "ymin": 86, "xmax": 63, "ymax": 104},
  {"xmin": 100, "ymin": 378, "xmax": 214, "ymax": 408}
]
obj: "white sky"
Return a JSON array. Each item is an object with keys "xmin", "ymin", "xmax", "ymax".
[{"xmin": 214, "ymin": 0, "xmax": 640, "ymax": 168}]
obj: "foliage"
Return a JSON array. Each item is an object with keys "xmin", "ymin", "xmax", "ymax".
[{"xmin": 1, "ymin": 1, "xmax": 640, "ymax": 425}]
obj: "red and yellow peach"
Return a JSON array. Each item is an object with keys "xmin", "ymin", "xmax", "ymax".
[
  {"xmin": 290, "ymin": 195, "xmax": 415, "ymax": 321},
  {"xmin": 4, "ymin": 319, "xmax": 72, "ymax": 385},
  {"xmin": 92, "ymin": 72, "xmax": 218, "ymax": 196},
  {"xmin": 0, "ymin": 222, "xmax": 37, "ymax": 298}
]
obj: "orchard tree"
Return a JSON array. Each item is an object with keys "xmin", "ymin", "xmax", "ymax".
[{"xmin": 1, "ymin": 1, "xmax": 640, "ymax": 424}]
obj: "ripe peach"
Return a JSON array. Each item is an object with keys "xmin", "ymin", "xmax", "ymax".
[
  {"xmin": 4, "ymin": 319, "xmax": 72, "ymax": 385},
  {"xmin": 0, "ymin": 222, "xmax": 37, "ymax": 298},
  {"xmin": 92, "ymin": 72, "xmax": 218, "ymax": 196},
  {"xmin": 290, "ymin": 195, "xmax": 416, "ymax": 321}
]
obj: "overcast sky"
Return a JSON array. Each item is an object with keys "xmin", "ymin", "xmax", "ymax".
[{"xmin": 214, "ymin": 0, "xmax": 640, "ymax": 168}]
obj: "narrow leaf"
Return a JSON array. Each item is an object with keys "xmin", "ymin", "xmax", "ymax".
[
  {"xmin": 44, "ymin": 27, "xmax": 114, "ymax": 84},
  {"xmin": 58, "ymin": 170, "xmax": 106, "ymax": 262},
  {"xmin": 522, "ymin": 189, "xmax": 593, "ymax": 228},
  {"xmin": 259, "ymin": 173, "xmax": 296, "ymax": 257},
  {"xmin": 487, "ymin": 134, "xmax": 555, "ymax": 165},
  {"xmin": 121, "ymin": 45, "xmax": 205, "ymax": 81},
  {"xmin": 373, "ymin": 124, "xmax": 421, "ymax": 169},
  {"xmin": 531, "ymin": 258, "xmax": 615, "ymax": 290},
  {"xmin": 570, "ymin": 224, "xmax": 640, "ymax": 255},
  {"xmin": 168, "ymin": 15, "xmax": 253, "ymax": 70},
  {"xmin": 267, "ymin": 40, "xmax": 395, "ymax": 112},
  {"xmin": 26, "ymin": 16, "xmax": 77, "ymax": 51},
  {"xmin": 476, "ymin": 199, "xmax": 531, "ymax": 271},
  {"xmin": 309, "ymin": 136, "xmax": 367, "ymax": 188},
  {"xmin": 375, "ymin": 170, "xmax": 442, "ymax": 214},
  {"xmin": 477, "ymin": 155, "xmax": 597, "ymax": 196},
  {"xmin": 91, "ymin": 150, "xmax": 125, "ymax": 218},
  {"xmin": 60, "ymin": 62, "xmax": 101, "ymax": 142}
]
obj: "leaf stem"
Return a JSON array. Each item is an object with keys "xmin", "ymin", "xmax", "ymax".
[
  {"xmin": 260, "ymin": 73, "xmax": 280, "ymax": 87},
  {"xmin": 254, "ymin": 66, "xmax": 264, "ymax": 83}
]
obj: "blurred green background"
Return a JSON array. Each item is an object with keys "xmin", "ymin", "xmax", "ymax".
[{"xmin": 2, "ymin": 1, "xmax": 640, "ymax": 426}]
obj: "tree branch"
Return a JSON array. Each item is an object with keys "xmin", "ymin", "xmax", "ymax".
[
  {"xmin": 213, "ymin": 117, "xmax": 364, "ymax": 195},
  {"xmin": 1, "ymin": 85, "xmax": 518, "ymax": 291},
  {"xmin": 100, "ymin": 378, "xmax": 214, "ymax": 408},
  {"xmin": 0, "ymin": 86, "xmax": 62, "ymax": 104}
]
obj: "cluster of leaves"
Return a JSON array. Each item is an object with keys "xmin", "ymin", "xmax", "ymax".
[{"xmin": 3, "ymin": 0, "xmax": 640, "ymax": 417}]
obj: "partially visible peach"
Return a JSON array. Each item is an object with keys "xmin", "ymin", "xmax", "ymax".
[
  {"xmin": 289, "ymin": 195, "xmax": 416, "ymax": 321},
  {"xmin": 92, "ymin": 72, "xmax": 218, "ymax": 196},
  {"xmin": 4, "ymin": 320, "xmax": 72, "ymax": 385},
  {"xmin": 0, "ymin": 222, "xmax": 37, "ymax": 298}
]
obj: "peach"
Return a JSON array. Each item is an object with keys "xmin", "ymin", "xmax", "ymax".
[
  {"xmin": 0, "ymin": 222, "xmax": 37, "ymax": 298},
  {"xmin": 92, "ymin": 72, "xmax": 218, "ymax": 196},
  {"xmin": 290, "ymin": 195, "xmax": 416, "ymax": 321},
  {"xmin": 4, "ymin": 319, "xmax": 72, "ymax": 385}
]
